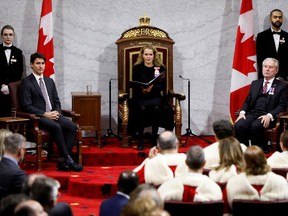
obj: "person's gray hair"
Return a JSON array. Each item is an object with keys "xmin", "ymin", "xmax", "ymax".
[
  {"xmin": 262, "ymin": 57, "xmax": 279, "ymax": 69},
  {"xmin": 4, "ymin": 133, "xmax": 26, "ymax": 154},
  {"xmin": 157, "ymin": 131, "xmax": 178, "ymax": 150},
  {"xmin": 186, "ymin": 145, "xmax": 205, "ymax": 170},
  {"xmin": 30, "ymin": 176, "xmax": 60, "ymax": 207}
]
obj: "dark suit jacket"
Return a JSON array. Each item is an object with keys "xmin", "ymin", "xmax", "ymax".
[
  {"xmin": 0, "ymin": 44, "xmax": 23, "ymax": 116},
  {"xmin": 241, "ymin": 78, "xmax": 288, "ymax": 119},
  {"xmin": 0, "ymin": 157, "xmax": 27, "ymax": 200},
  {"xmin": 20, "ymin": 73, "xmax": 62, "ymax": 117},
  {"xmin": 99, "ymin": 193, "xmax": 129, "ymax": 216},
  {"xmin": 48, "ymin": 202, "xmax": 73, "ymax": 216},
  {"xmin": 0, "ymin": 44, "xmax": 23, "ymax": 85},
  {"xmin": 256, "ymin": 29, "xmax": 288, "ymax": 79}
]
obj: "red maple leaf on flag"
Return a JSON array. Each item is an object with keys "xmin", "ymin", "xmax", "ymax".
[
  {"xmin": 230, "ymin": 0, "xmax": 257, "ymax": 122},
  {"xmin": 37, "ymin": 0, "xmax": 54, "ymax": 78}
]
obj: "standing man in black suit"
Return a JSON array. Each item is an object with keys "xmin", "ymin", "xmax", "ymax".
[
  {"xmin": 20, "ymin": 52, "xmax": 83, "ymax": 172},
  {"xmin": 234, "ymin": 58, "xmax": 288, "ymax": 152},
  {"xmin": 0, "ymin": 25, "xmax": 24, "ymax": 117},
  {"xmin": 256, "ymin": 9, "xmax": 288, "ymax": 80},
  {"xmin": 0, "ymin": 133, "xmax": 27, "ymax": 201}
]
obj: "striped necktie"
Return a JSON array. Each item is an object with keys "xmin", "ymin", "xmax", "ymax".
[
  {"xmin": 39, "ymin": 78, "xmax": 51, "ymax": 112},
  {"xmin": 262, "ymin": 81, "xmax": 269, "ymax": 94}
]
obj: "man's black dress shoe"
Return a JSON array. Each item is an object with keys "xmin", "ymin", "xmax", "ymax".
[
  {"xmin": 57, "ymin": 161, "xmax": 83, "ymax": 172},
  {"xmin": 69, "ymin": 163, "xmax": 83, "ymax": 172},
  {"xmin": 57, "ymin": 161, "xmax": 70, "ymax": 171}
]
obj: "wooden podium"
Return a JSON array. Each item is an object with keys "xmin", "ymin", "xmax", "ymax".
[{"xmin": 72, "ymin": 92, "xmax": 102, "ymax": 146}]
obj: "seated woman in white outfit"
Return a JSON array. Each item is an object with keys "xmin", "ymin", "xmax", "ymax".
[
  {"xmin": 209, "ymin": 137, "xmax": 244, "ymax": 184},
  {"xmin": 226, "ymin": 145, "xmax": 288, "ymax": 211},
  {"xmin": 204, "ymin": 119, "xmax": 247, "ymax": 169}
]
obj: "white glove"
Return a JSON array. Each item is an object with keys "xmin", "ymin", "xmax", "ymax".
[{"xmin": 1, "ymin": 85, "xmax": 9, "ymax": 95}]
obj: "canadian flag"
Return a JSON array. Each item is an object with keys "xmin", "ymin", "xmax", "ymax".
[
  {"xmin": 230, "ymin": 0, "xmax": 257, "ymax": 122},
  {"xmin": 37, "ymin": 0, "xmax": 54, "ymax": 79}
]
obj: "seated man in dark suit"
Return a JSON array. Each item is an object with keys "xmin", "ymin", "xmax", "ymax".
[
  {"xmin": 20, "ymin": 52, "xmax": 82, "ymax": 172},
  {"xmin": 0, "ymin": 133, "xmax": 27, "ymax": 201},
  {"xmin": 234, "ymin": 57, "xmax": 288, "ymax": 151}
]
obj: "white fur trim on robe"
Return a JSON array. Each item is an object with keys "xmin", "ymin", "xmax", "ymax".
[
  {"xmin": 158, "ymin": 173, "xmax": 223, "ymax": 202},
  {"xmin": 143, "ymin": 153, "xmax": 187, "ymax": 186},
  {"xmin": 267, "ymin": 151, "xmax": 288, "ymax": 168},
  {"xmin": 226, "ymin": 172, "xmax": 288, "ymax": 209},
  {"xmin": 209, "ymin": 164, "xmax": 238, "ymax": 183},
  {"xmin": 204, "ymin": 142, "xmax": 220, "ymax": 169},
  {"xmin": 204, "ymin": 142, "xmax": 247, "ymax": 169}
]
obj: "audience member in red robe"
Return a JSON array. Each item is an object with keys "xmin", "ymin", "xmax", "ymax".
[
  {"xmin": 158, "ymin": 145, "xmax": 222, "ymax": 202},
  {"xmin": 133, "ymin": 131, "xmax": 187, "ymax": 187}
]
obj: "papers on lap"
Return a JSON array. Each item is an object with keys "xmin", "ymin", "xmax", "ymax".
[{"xmin": 130, "ymin": 71, "xmax": 165, "ymax": 87}]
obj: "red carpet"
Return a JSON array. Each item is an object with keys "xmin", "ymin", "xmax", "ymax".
[{"xmin": 24, "ymin": 135, "xmax": 215, "ymax": 216}]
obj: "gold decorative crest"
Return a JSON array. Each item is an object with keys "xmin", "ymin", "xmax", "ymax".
[{"xmin": 139, "ymin": 15, "xmax": 151, "ymax": 26}]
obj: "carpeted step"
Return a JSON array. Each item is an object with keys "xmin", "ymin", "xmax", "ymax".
[
  {"xmin": 58, "ymin": 191, "xmax": 102, "ymax": 216},
  {"xmin": 27, "ymin": 164, "xmax": 136, "ymax": 199},
  {"xmin": 81, "ymin": 136, "xmax": 213, "ymax": 166}
]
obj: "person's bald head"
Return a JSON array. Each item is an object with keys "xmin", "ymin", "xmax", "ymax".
[
  {"xmin": 157, "ymin": 131, "xmax": 178, "ymax": 151},
  {"xmin": 14, "ymin": 200, "xmax": 48, "ymax": 216}
]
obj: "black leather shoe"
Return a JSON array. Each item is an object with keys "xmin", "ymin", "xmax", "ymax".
[
  {"xmin": 57, "ymin": 161, "xmax": 69, "ymax": 171},
  {"xmin": 69, "ymin": 163, "xmax": 83, "ymax": 172}
]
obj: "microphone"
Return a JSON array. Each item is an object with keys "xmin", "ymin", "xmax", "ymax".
[{"xmin": 179, "ymin": 75, "xmax": 190, "ymax": 81}]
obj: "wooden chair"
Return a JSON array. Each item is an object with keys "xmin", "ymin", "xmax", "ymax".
[
  {"xmin": 116, "ymin": 16, "xmax": 185, "ymax": 147},
  {"xmin": 271, "ymin": 167, "xmax": 288, "ymax": 178},
  {"xmin": 232, "ymin": 199, "xmax": 288, "ymax": 216},
  {"xmin": 164, "ymin": 200, "xmax": 224, "ymax": 216},
  {"xmin": 8, "ymin": 81, "xmax": 82, "ymax": 171}
]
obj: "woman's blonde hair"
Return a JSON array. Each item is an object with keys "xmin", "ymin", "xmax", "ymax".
[
  {"xmin": 215, "ymin": 137, "xmax": 244, "ymax": 172},
  {"xmin": 134, "ymin": 44, "xmax": 164, "ymax": 67},
  {"xmin": 0, "ymin": 129, "xmax": 13, "ymax": 161}
]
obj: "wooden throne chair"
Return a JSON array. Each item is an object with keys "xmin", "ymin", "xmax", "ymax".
[{"xmin": 116, "ymin": 16, "xmax": 185, "ymax": 147}]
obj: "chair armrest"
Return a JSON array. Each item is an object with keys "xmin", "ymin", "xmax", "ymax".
[
  {"xmin": 61, "ymin": 109, "xmax": 81, "ymax": 126},
  {"xmin": 15, "ymin": 111, "xmax": 41, "ymax": 134},
  {"xmin": 276, "ymin": 111, "xmax": 288, "ymax": 118},
  {"xmin": 16, "ymin": 111, "xmax": 39, "ymax": 120},
  {"xmin": 168, "ymin": 90, "xmax": 186, "ymax": 101},
  {"xmin": 62, "ymin": 109, "xmax": 77, "ymax": 117}
]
